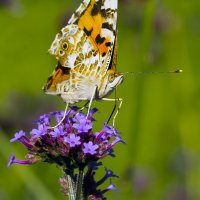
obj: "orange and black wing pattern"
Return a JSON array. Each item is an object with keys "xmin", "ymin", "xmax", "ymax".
[{"xmin": 69, "ymin": 0, "xmax": 118, "ymax": 59}]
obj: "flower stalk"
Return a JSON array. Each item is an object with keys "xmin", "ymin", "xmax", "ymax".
[
  {"xmin": 67, "ymin": 175, "xmax": 75, "ymax": 200},
  {"xmin": 76, "ymin": 167, "xmax": 84, "ymax": 200}
]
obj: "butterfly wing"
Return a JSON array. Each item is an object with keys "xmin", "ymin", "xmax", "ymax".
[
  {"xmin": 44, "ymin": 0, "xmax": 118, "ymax": 95},
  {"xmin": 69, "ymin": 0, "xmax": 118, "ymax": 62}
]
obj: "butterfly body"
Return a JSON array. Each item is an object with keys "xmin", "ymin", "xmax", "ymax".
[{"xmin": 43, "ymin": 0, "xmax": 123, "ymax": 104}]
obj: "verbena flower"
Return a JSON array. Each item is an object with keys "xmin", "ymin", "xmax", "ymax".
[
  {"xmin": 83, "ymin": 141, "xmax": 99, "ymax": 155},
  {"xmin": 64, "ymin": 133, "xmax": 81, "ymax": 147},
  {"xmin": 8, "ymin": 107, "xmax": 125, "ymax": 200}
]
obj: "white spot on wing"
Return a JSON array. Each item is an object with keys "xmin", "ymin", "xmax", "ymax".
[
  {"xmin": 91, "ymin": 55, "xmax": 98, "ymax": 64},
  {"xmin": 69, "ymin": 37, "xmax": 75, "ymax": 45},
  {"xmin": 67, "ymin": 54, "xmax": 77, "ymax": 68},
  {"xmin": 69, "ymin": 27, "xmax": 78, "ymax": 35},
  {"xmin": 101, "ymin": 29, "xmax": 114, "ymax": 40},
  {"xmin": 84, "ymin": 58, "xmax": 90, "ymax": 65},
  {"xmin": 83, "ymin": 41, "xmax": 91, "ymax": 53},
  {"xmin": 104, "ymin": 0, "xmax": 118, "ymax": 10}
]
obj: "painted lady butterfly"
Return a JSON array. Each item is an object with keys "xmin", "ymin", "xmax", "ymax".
[{"xmin": 43, "ymin": 0, "xmax": 123, "ymax": 108}]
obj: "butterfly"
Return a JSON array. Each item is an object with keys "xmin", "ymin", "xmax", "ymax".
[{"xmin": 43, "ymin": 0, "xmax": 123, "ymax": 124}]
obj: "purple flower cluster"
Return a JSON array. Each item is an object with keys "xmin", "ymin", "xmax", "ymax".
[{"xmin": 8, "ymin": 107, "xmax": 125, "ymax": 199}]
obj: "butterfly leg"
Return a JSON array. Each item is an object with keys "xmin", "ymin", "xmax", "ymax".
[
  {"xmin": 102, "ymin": 98, "xmax": 123, "ymax": 126},
  {"xmin": 86, "ymin": 86, "xmax": 97, "ymax": 119},
  {"xmin": 79, "ymin": 101, "xmax": 90, "ymax": 111},
  {"xmin": 74, "ymin": 100, "xmax": 90, "ymax": 119}
]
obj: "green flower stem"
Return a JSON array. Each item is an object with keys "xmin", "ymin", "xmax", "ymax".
[
  {"xmin": 75, "ymin": 167, "xmax": 84, "ymax": 200},
  {"xmin": 67, "ymin": 175, "xmax": 75, "ymax": 200}
]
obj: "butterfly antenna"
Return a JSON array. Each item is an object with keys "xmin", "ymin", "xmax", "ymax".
[{"xmin": 124, "ymin": 69, "xmax": 182, "ymax": 75}]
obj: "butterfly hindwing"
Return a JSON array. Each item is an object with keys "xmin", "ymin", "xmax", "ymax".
[{"xmin": 44, "ymin": 65, "xmax": 70, "ymax": 93}]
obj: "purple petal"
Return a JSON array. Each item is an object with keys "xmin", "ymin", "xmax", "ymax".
[
  {"xmin": 30, "ymin": 124, "xmax": 46, "ymax": 138},
  {"xmin": 69, "ymin": 106, "xmax": 79, "ymax": 114},
  {"xmin": 73, "ymin": 119, "xmax": 93, "ymax": 133},
  {"xmin": 96, "ymin": 169, "xmax": 119, "ymax": 186},
  {"xmin": 34, "ymin": 113, "xmax": 51, "ymax": 125},
  {"xmin": 107, "ymin": 136, "xmax": 125, "ymax": 150},
  {"xmin": 83, "ymin": 141, "xmax": 98, "ymax": 155},
  {"xmin": 50, "ymin": 125, "xmax": 65, "ymax": 138},
  {"xmin": 7, "ymin": 153, "xmax": 32, "ymax": 168},
  {"xmin": 74, "ymin": 113, "xmax": 86, "ymax": 122},
  {"xmin": 87, "ymin": 108, "xmax": 98, "ymax": 121},
  {"xmin": 10, "ymin": 130, "xmax": 26, "ymax": 143},
  {"xmin": 102, "ymin": 181, "xmax": 118, "ymax": 194},
  {"xmin": 64, "ymin": 133, "xmax": 81, "ymax": 147},
  {"xmin": 7, "ymin": 153, "xmax": 15, "ymax": 168}
]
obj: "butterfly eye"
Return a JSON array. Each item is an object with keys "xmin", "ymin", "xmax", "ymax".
[
  {"xmin": 59, "ymin": 50, "xmax": 65, "ymax": 56},
  {"xmin": 108, "ymin": 74, "xmax": 115, "ymax": 83},
  {"xmin": 62, "ymin": 42, "xmax": 68, "ymax": 50}
]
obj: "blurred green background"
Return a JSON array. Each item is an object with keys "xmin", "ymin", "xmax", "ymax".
[{"xmin": 0, "ymin": 0, "xmax": 200, "ymax": 199}]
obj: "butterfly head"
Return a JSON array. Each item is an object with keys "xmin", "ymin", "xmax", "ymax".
[
  {"xmin": 107, "ymin": 72, "xmax": 124, "ymax": 87},
  {"xmin": 99, "ymin": 70, "xmax": 124, "ymax": 97}
]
